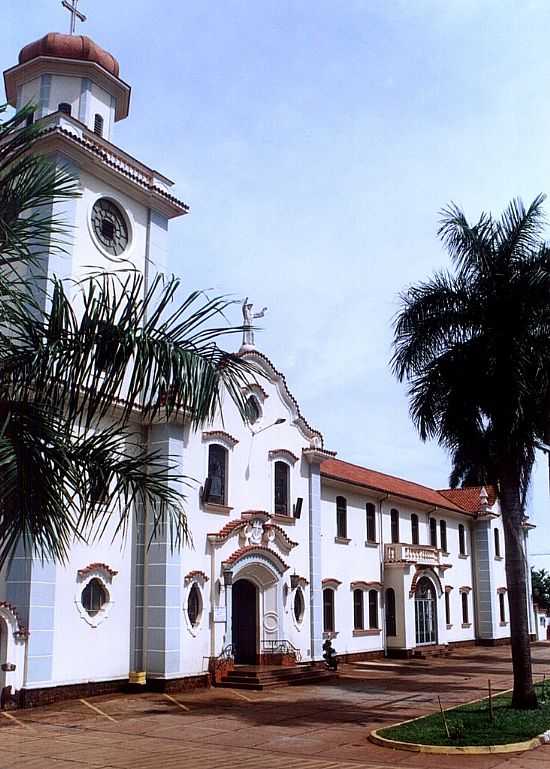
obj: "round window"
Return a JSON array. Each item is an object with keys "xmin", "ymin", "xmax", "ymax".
[
  {"xmin": 91, "ymin": 198, "xmax": 129, "ymax": 256},
  {"xmin": 245, "ymin": 396, "xmax": 261, "ymax": 425},
  {"xmin": 293, "ymin": 587, "xmax": 305, "ymax": 623},
  {"xmin": 187, "ymin": 584, "xmax": 202, "ymax": 627},
  {"xmin": 81, "ymin": 578, "xmax": 108, "ymax": 617}
]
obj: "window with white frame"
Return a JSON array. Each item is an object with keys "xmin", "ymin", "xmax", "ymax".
[
  {"xmin": 206, "ymin": 444, "xmax": 227, "ymax": 505},
  {"xmin": 274, "ymin": 461, "xmax": 290, "ymax": 515}
]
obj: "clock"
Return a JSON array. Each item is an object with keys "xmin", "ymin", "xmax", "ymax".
[{"xmin": 91, "ymin": 198, "xmax": 129, "ymax": 256}]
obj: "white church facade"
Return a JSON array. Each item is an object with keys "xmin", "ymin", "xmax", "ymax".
[{"xmin": 0, "ymin": 29, "xmax": 538, "ymax": 706}]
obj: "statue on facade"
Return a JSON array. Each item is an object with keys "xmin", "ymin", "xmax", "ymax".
[{"xmin": 241, "ymin": 297, "xmax": 267, "ymax": 351}]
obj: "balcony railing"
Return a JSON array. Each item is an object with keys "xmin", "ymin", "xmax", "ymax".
[{"xmin": 384, "ymin": 543, "xmax": 441, "ymax": 566}]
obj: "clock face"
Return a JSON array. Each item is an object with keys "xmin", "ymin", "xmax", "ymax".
[{"xmin": 91, "ymin": 198, "xmax": 129, "ymax": 256}]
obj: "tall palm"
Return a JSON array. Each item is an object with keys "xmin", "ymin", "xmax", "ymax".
[
  {"xmin": 0, "ymin": 105, "xmax": 255, "ymax": 568},
  {"xmin": 392, "ymin": 194, "xmax": 550, "ymax": 709}
]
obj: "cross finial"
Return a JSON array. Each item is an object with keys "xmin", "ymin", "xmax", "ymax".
[{"xmin": 62, "ymin": 0, "xmax": 87, "ymax": 35}]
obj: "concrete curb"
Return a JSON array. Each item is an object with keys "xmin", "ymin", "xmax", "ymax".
[{"xmin": 368, "ymin": 687, "xmax": 548, "ymax": 755}]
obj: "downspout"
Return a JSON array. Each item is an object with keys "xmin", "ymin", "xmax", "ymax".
[
  {"xmin": 379, "ymin": 494, "xmax": 389, "ymax": 656},
  {"xmin": 469, "ymin": 518, "xmax": 481, "ymax": 641}
]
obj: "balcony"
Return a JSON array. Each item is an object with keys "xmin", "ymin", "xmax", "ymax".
[{"xmin": 384, "ymin": 543, "xmax": 441, "ymax": 566}]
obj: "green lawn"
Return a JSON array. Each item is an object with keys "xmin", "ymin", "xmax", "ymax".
[{"xmin": 377, "ymin": 683, "xmax": 550, "ymax": 747}]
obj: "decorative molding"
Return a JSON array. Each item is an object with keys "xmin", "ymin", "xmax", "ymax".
[
  {"xmin": 497, "ymin": 587, "xmax": 508, "ymax": 594},
  {"xmin": 334, "ymin": 536, "xmax": 351, "ymax": 545},
  {"xmin": 459, "ymin": 586, "xmax": 472, "ymax": 594},
  {"xmin": 350, "ymin": 581, "xmax": 382, "ymax": 591},
  {"xmin": 322, "ymin": 578, "xmax": 342, "ymax": 589},
  {"xmin": 222, "ymin": 545, "xmax": 289, "ymax": 575},
  {"xmin": 77, "ymin": 562, "xmax": 118, "ymax": 581},
  {"xmin": 242, "ymin": 383, "xmax": 269, "ymax": 402},
  {"xmin": 268, "ymin": 449, "xmax": 300, "ymax": 465},
  {"xmin": 445, "ymin": 585, "xmax": 454, "ymax": 593},
  {"xmin": 0, "ymin": 601, "xmax": 29, "ymax": 640},
  {"xmin": 302, "ymin": 447, "xmax": 337, "ymax": 464},
  {"xmin": 238, "ymin": 349, "xmax": 325, "ymax": 446},
  {"xmin": 202, "ymin": 430, "xmax": 239, "ymax": 448},
  {"xmin": 185, "ymin": 570, "xmax": 209, "ymax": 585},
  {"xmin": 290, "ymin": 574, "xmax": 309, "ymax": 589}
]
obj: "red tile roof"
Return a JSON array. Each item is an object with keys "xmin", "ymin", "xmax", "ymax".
[
  {"xmin": 320, "ymin": 458, "xmax": 469, "ymax": 514},
  {"xmin": 437, "ymin": 486, "xmax": 497, "ymax": 513}
]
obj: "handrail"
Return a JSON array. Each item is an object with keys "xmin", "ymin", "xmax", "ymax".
[
  {"xmin": 213, "ymin": 644, "xmax": 234, "ymax": 673},
  {"xmin": 261, "ymin": 639, "xmax": 302, "ymax": 662}
]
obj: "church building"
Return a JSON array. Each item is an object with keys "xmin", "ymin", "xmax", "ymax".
[{"xmin": 0, "ymin": 25, "xmax": 537, "ymax": 706}]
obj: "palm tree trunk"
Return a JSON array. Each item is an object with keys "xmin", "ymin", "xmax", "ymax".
[{"xmin": 500, "ymin": 475, "xmax": 538, "ymax": 709}]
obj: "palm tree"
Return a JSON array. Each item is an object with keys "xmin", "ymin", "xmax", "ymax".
[
  {"xmin": 0, "ymin": 105, "xmax": 255, "ymax": 568},
  {"xmin": 391, "ymin": 194, "xmax": 550, "ymax": 709}
]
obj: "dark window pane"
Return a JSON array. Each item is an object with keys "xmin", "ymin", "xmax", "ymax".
[
  {"xmin": 368, "ymin": 590, "xmax": 378, "ymax": 629},
  {"xmin": 411, "ymin": 514, "xmax": 419, "ymax": 545},
  {"xmin": 188, "ymin": 585, "xmax": 201, "ymax": 626},
  {"xmin": 494, "ymin": 528, "xmax": 501, "ymax": 558},
  {"xmin": 499, "ymin": 592, "xmax": 506, "ymax": 623},
  {"xmin": 294, "ymin": 588, "xmax": 305, "ymax": 622},
  {"xmin": 459, "ymin": 524, "xmax": 466, "ymax": 555},
  {"xmin": 366, "ymin": 503, "xmax": 376, "ymax": 542},
  {"xmin": 390, "ymin": 509, "xmax": 399, "ymax": 543},
  {"xmin": 323, "ymin": 588, "xmax": 334, "ymax": 632},
  {"xmin": 336, "ymin": 496, "xmax": 347, "ymax": 538},
  {"xmin": 208, "ymin": 444, "xmax": 227, "ymax": 504},
  {"xmin": 353, "ymin": 589, "xmax": 364, "ymax": 630},
  {"xmin": 445, "ymin": 591, "xmax": 451, "ymax": 625},
  {"xmin": 462, "ymin": 592, "xmax": 469, "ymax": 624},
  {"xmin": 81, "ymin": 578, "xmax": 107, "ymax": 617},
  {"xmin": 429, "ymin": 518, "xmax": 437, "ymax": 548},
  {"xmin": 94, "ymin": 113, "xmax": 104, "ymax": 136},
  {"xmin": 58, "ymin": 102, "xmax": 71, "ymax": 116},
  {"xmin": 385, "ymin": 588, "xmax": 396, "ymax": 636},
  {"xmin": 440, "ymin": 520, "xmax": 447, "ymax": 552},
  {"xmin": 274, "ymin": 461, "xmax": 289, "ymax": 515},
  {"xmin": 245, "ymin": 396, "xmax": 261, "ymax": 425}
]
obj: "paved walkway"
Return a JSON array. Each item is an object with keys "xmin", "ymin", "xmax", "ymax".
[{"xmin": 2, "ymin": 645, "xmax": 550, "ymax": 769}]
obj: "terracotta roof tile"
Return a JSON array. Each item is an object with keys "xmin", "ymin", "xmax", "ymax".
[
  {"xmin": 437, "ymin": 486, "xmax": 498, "ymax": 513},
  {"xmin": 321, "ymin": 458, "xmax": 466, "ymax": 514}
]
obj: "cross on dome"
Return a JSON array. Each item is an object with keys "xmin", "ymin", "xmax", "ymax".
[{"xmin": 61, "ymin": 0, "xmax": 87, "ymax": 35}]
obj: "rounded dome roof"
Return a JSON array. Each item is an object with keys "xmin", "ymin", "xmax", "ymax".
[{"xmin": 18, "ymin": 33, "xmax": 119, "ymax": 78}]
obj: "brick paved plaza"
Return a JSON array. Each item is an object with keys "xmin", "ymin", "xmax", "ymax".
[{"xmin": 2, "ymin": 645, "xmax": 550, "ymax": 769}]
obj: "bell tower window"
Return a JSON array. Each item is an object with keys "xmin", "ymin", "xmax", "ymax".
[
  {"xmin": 94, "ymin": 113, "xmax": 104, "ymax": 137},
  {"xmin": 58, "ymin": 102, "xmax": 72, "ymax": 116}
]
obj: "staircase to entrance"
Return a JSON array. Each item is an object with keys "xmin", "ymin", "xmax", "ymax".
[{"xmin": 219, "ymin": 662, "xmax": 336, "ymax": 690}]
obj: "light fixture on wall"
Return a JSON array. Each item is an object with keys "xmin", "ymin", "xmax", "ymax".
[{"xmin": 249, "ymin": 417, "xmax": 286, "ymax": 436}]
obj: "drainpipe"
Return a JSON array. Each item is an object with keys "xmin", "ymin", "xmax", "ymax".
[{"xmin": 379, "ymin": 494, "xmax": 389, "ymax": 656}]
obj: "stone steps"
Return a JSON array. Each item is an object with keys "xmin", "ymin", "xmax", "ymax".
[{"xmin": 219, "ymin": 664, "xmax": 336, "ymax": 690}]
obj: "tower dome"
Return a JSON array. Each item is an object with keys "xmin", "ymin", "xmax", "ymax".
[{"xmin": 18, "ymin": 33, "xmax": 119, "ymax": 78}]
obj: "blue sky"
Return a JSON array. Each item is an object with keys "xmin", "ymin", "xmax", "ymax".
[{"xmin": 5, "ymin": 0, "xmax": 550, "ymax": 567}]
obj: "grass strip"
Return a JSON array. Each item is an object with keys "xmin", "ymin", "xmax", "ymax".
[{"xmin": 378, "ymin": 681, "xmax": 550, "ymax": 747}]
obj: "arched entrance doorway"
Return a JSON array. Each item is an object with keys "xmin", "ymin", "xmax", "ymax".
[
  {"xmin": 415, "ymin": 576, "xmax": 437, "ymax": 645},
  {"xmin": 232, "ymin": 579, "xmax": 258, "ymax": 664}
]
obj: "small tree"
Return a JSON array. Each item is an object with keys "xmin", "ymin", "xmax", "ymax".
[{"xmin": 532, "ymin": 568, "xmax": 550, "ymax": 612}]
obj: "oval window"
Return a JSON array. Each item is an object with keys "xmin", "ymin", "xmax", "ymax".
[
  {"xmin": 245, "ymin": 395, "xmax": 261, "ymax": 425},
  {"xmin": 293, "ymin": 587, "xmax": 305, "ymax": 623},
  {"xmin": 187, "ymin": 584, "xmax": 202, "ymax": 627},
  {"xmin": 81, "ymin": 578, "xmax": 108, "ymax": 617}
]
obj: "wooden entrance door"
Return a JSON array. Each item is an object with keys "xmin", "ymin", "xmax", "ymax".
[{"xmin": 232, "ymin": 579, "xmax": 258, "ymax": 664}]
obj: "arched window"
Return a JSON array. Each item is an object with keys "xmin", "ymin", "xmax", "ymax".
[
  {"xmin": 274, "ymin": 461, "xmax": 289, "ymax": 515},
  {"xmin": 293, "ymin": 588, "xmax": 305, "ymax": 623},
  {"xmin": 323, "ymin": 588, "xmax": 335, "ymax": 632},
  {"xmin": 366, "ymin": 503, "xmax": 376, "ymax": 542},
  {"xmin": 411, "ymin": 513, "xmax": 419, "ymax": 545},
  {"xmin": 244, "ymin": 395, "xmax": 261, "ymax": 425},
  {"xmin": 187, "ymin": 584, "xmax": 202, "ymax": 627},
  {"xmin": 58, "ymin": 102, "xmax": 72, "ymax": 116},
  {"xmin": 429, "ymin": 517, "xmax": 437, "ymax": 548},
  {"xmin": 390, "ymin": 508, "xmax": 400, "ymax": 543},
  {"xmin": 440, "ymin": 520, "xmax": 447, "ymax": 552},
  {"xmin": 445, "ymin": 591, "xmax": 451, "ymax": 625},
  {"xmin": 415, "ymin": 577, "xmax": 437, "ymax": 644},
  {"xmin": 81, "ymin": 578, "xmax": 107, "ymax": 617},
  {"xmin": 461, "ymin": 592, "xmax": 469, "ymax": 625},
  {"xmin": 499, "ymin": 592, "xmax": 506, "ymax": 623},
  {"xmin": 353, "ymin": 589, "xmax": 364, "ymax": 630},
  {"xmin": 207, "ymin": 444, "xmax": 227, "ymax": 505},
  {"xmin": 385, "ymin": 588, "xmax": 396, "ymax": 636},
  {"xmin": 458, "ymin": 524, "xmax": 466, "ymax": 556},
  {"xmin": 368, "ymin": 590, "xmax": 378, "ymax": 629},
  {"xmin": 94, "ymin": 113, "xmax": 104, "ymax": 137},
  {"xmin": 494, "ymin": 527, "xmax": 501, "ymax": 558},
  {"xmin": 336, "ymin": 496, "xmax": 347, "ymax": 539}
]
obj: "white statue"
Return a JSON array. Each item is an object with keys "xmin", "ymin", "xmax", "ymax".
[{"xmin": 241, "ymin": 297, "xmax": 267, "ymax": 350}]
